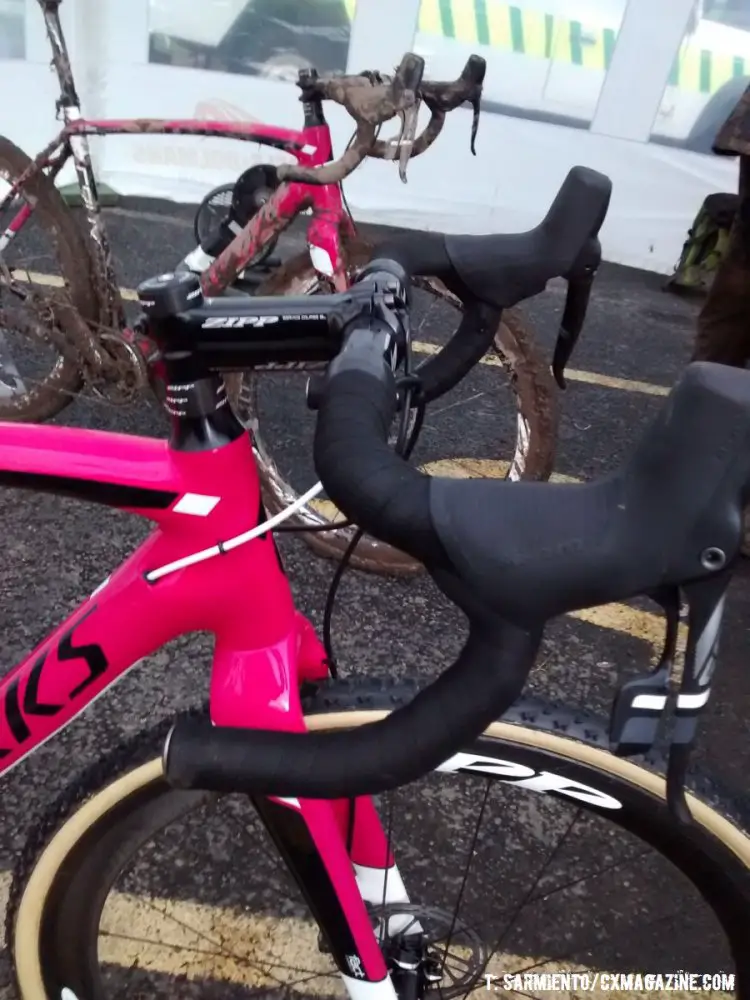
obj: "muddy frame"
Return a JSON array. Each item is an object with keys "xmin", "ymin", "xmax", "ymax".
[{"xmin": 2, "ymin": 0, "xmax": 357, "ymax": 345}]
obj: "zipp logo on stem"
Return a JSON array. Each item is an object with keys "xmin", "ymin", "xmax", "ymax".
[{"xmin": 202, "ymin": 315, "xmax": 281, "ymax": 329}]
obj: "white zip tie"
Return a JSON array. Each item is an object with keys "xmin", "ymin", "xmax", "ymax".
[{"xmin": 145, "ymin": 481, "xmax": 325, "ymax": 583}]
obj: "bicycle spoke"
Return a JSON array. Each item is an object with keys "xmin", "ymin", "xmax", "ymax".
[
  {"xmin": 108, "ymin": 892, "xmax": 337, "ymax": 991},
  {"xmin": 0, "ymin": 329, "xmax": 24, "ymax": 396},
  {"xmin": 441, "ymin": 779, "xmax": 492, "ymax": 970},
  {"xmin": 509, "ymin": 908, "xmax": 690, "ymax": 980},
  {"xmin": 478, "ymin": 809, "xmax": 584, "ymax": 986},
  {"xmin": 459, "ymin": 843, "xmax": 650, "ymax": 934}
]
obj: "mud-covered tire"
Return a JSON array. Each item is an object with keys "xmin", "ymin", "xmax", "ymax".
[{"xmin": 0, "ymin": 136, "xmax": 96, "ymax": 421}]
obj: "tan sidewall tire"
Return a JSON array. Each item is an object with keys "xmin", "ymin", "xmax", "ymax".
[{"xmin": 12, "ymin": 711, "xmax": 750, "ymax": 998}]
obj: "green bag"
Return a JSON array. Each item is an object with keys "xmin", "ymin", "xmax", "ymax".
[{"xmin": 665, "ymin": 192, "xmax": 739, "ymax": 294}]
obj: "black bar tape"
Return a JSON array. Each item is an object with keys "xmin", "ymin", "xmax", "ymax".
[
  {"xmin": 165, "ymin": 618, "xmax": 542, "ymax": 798},
  {"xmin": 417, "ymin": 301, "xmax": 499, "ymax": 403},
  {"xmin": 313, "ymin": 369, "xmax": 446, "ymax": 567},
  {"xmin": 372, "ymin": 236, "xmax": 500, "ymax": 403},
  {"xmin": 373, "ymin": 234, "xmax": 454, "ymax": 280}
]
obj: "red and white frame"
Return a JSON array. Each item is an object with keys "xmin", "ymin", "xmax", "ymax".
[
  {"xmin": 0, "ymin": 0, "xmax": 360, "ymax": 351},
  {"xmin": 0, "ymin": 415, "xmax": 409, "ymax": 998}
]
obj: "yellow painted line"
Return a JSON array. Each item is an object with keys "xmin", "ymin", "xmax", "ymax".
[
  {"xmin": 572, "ymin": 604, "xmax": 687, "ymax": 663},
  {"xmin": 19, "ymin": 273, "xmax": 675, "ymax": 653},
  {"xmin": 412, "ymin": 340, "xmax": 670, "ymax": 397},
  {"xmin": 419, "ymin": 456, "xmax": 579, "ymax": 482},
  {"xmin": 16, "ymin": 270, "xmax": 139, "ymax": 302},
  {"xmin": 309, "ymin": 498, "xmax": 347, "ymax": 521},
  {"xmin": 2, "ymin": 873, "xmax": 726, "ymax": 995},
  {"xmin": 99, "ymin": 888, "xmax": 339, "ymax": 990},
  {"xmin": 560, "ymin": 367, "xmax": 669, "ymax": 398},
  {"xmin": 17, "ymin": 272, "xmax": 669, "ymax": 398},
  {"xmin": 14, "ymin": 271, "xmax": 64, "ymax": 289}
]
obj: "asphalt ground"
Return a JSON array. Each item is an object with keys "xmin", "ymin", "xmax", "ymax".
[{"xmin": 0, "ymin": 199, "xmax": 748, "ymax": 996}]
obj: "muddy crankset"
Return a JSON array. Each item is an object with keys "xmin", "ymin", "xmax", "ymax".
[{"xmin": 87, "ymin": 327, "xmax": 151, "ymax": 405}]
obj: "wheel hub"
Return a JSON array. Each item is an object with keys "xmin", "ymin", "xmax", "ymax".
[{"xmin": 320, "ymin": 902, "xmax": 487, "ymax": 999}]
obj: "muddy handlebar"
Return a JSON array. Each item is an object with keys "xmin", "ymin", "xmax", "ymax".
[
  {"xmin": 370, "ymin": 54, "xmax": 487, "ymax": 163},
  {"xmin": 277, "ymin": 54, "xmax": 486, "ymax": 186},
  {"xmin": 276, "ymin": 53, "xmax": 425, "ymax": 186}
]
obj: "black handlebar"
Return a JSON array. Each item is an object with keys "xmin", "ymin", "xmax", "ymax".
[
  {"xmin": 152, "ymin": 165, "xmax": 728, "ymax": 804},
  {"xmin": 166, "ymin": 617, "xmax": 541, "ymax": 798},
  {"xmin": 422, "ymin": 54, "xmax": 486, "ymax": 155},
  {"xmin": 370, "ymin": 54, "xmax": 487, "ymax": 164},
  {"xmin": 164, "ymin": 286, "xmax": 750, "ymax": 799},
  {"xmin": 315, "ymin": 52, "xmax": 426, "ymax": 125},
  {"xmin": 464, "ymin": 55, "xmax": 487, "ymax": 86},
  {"xmin": 398, "ymin": 52, "xmax": 426, "ymax": 96},
  {"xmin": 282, "ymin": 53, "xmax": 485, "ymax": 184},
  {"xmin": 370, "ymin": 165, "xmax": 610, "ymax": 392}
]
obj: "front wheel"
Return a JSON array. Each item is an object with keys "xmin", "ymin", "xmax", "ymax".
[
  {"xmin": 233, "ymin": 239, "xmax": 559, "ymax": 577},
  {"xmin": 8, "ymin": 680, "xmax": 748, "ymax": 998}
]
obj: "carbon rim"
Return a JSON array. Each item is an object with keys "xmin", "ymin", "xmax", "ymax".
[{"xmin": 11, "ymin": 695, "xmax": 748, "ymax": 998}]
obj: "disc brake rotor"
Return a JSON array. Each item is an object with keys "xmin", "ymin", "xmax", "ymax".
[{"xmin": 370, "ymin": 902, "xmax": 488, "ymax": 998}]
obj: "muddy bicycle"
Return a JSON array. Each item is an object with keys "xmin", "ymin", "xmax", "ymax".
[{"xmin": 0, "ymin": 0, "xmax": 581, "ymax": 575}]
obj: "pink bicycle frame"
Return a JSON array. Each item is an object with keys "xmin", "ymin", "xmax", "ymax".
[
  {"xmin": 2, "ymin": 0, "xmax": 360, "ymax": 373},
  {"xmin": 0, "ymin": 114, "xmax": 357, "ymax": 299},
  {"xmin": 0, "ymin": 417, "xmax": 404, "ymax": 994},
  {"xmin": 60, "ymin": 116, "xmax": 357, "ymax": 292}
]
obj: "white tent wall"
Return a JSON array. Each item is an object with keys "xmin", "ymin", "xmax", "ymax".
[
  {"xmin": 0, "ymin": 0, "xmax": 743, "ymax": 274},
  {"xmin": 1, "ymin": 2, "xmax": 74, "ymax": 184}
]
